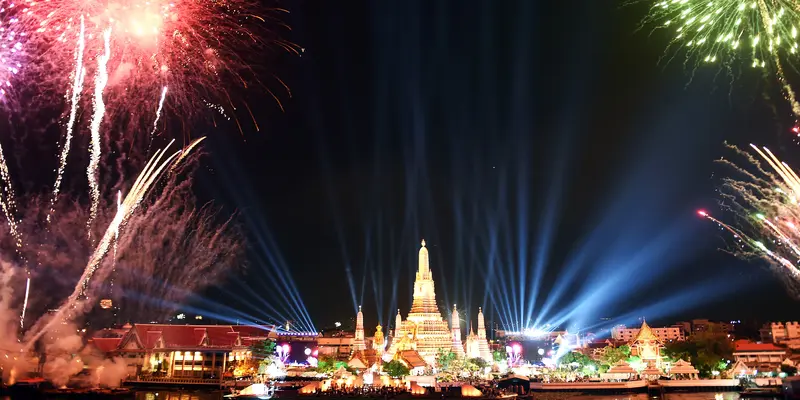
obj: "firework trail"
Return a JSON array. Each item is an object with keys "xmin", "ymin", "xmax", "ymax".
[
  {"xmin": 148, "ymin": 86, "xmax": 168, "ymax": 148},
  {"xmin": 48, "ymin": 16, "xmax": 86, "ymax": 224},
  {"xmin": 702, "ymin": 143, "xmax": 800, "ymax": 296},
  {"xmin": 644, "ymin": 0, "xmax": 800, "ymax": 129},
  {"xmin": 87, "ymin": 28, "xmax": 111, "ymax": 234},
  {"xmin": 145, "ymin": 86, "xmax": 168, "ymax": 157},
  {"xmin": 2, "ymin": 0, "xmax": 298, "ymax": 128},
  {"xmin": 25, "ymin": 138, "xmax": 205, "ymax": 345}
]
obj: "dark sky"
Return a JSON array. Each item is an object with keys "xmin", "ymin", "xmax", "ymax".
[{"xmin": 198, "ymin": 0, "xmax": 800, "ymax": 334}]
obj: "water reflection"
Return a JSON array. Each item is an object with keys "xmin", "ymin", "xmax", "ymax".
[
  {"xmin": 137, "ymin": 391, "xmax": 224, "ymax": 400},
  {"xmin": 575, "ymin": 393, "xmax": 770, "ymax": 400}
]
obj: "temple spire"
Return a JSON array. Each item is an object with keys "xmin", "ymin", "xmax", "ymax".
[
  {"xmin": 353, "ymin": 305, "xmax": 365, "ymax": 351},
  {"xmin": 450, "ymin": 304, "xmax": 465, "ymax": 356},
  {"xmin": 477, "ymin": 307, "xmax": 486, "ymax": 339},
  {"xmin": 394, "ymin": 309, "xmax": 402, "ymax": 338},
  {"xmin": 418, "ymin": 239, "xmax": 430, "ymax": 275}
]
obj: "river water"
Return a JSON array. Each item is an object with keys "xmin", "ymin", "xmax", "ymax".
[
  {"xmin": 0, "ymin": 390, "xmax": 780, "ymax": 400},
  {"xmin": 130, "ymin": 391, "xmax": 775, "ymax": 400}
]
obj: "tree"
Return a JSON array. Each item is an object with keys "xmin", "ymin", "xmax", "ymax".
[
  {"xmin": 465, "ymin": 358, "xmax": 488, "ymax": 374},
  {"xmin": 492, "ymin": 350, "xmax": 505, "ymax": 363},
  {"xmin": 663, "ymin": 328, "xmax": 733, "ymax": 378},
  {"xmin": 781, "ymin": 364, "xmax": 798, "ymax": 376},
  {"xmin": 252, "ymin": 340, "xmax": 277, "ymax": 363},
  {"xmin": 559, "ymin": 351, "xmax": 592, "ymax": 368},
  {"xmin": 383, "ymin": 360, "xmax": 410, "ymax": 378},
  {"xmin": 317, "ymin": 356, "xmax": 337, "ymax": 375},
  {"xmin": 599, "ymin": 345, "xmax": 630, "ymax": 368},
  {"xmin": 436, "ymin": 348, "xmax": 458, "ymax": 371}
]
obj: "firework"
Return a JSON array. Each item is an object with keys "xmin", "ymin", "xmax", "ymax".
[
  {"xmin": 644, "ymin": 0, "xmax": 800, "ymax": 124},
  {"xmin": 701, "ymin": 143, "xmax": 800, "ymax": 296},
  {"xmin": 13, "ymin": 0, "xmax": 296, "ymax": 121},
  {"xmin": 0, "ymin": 2, "xmax": 27, "ymax": 100},
  {"xmin": 14, "ymin": 0, "xmax": 298, "ymax": 220},
  {"xmin": 25, "ymin": 138, "xmax": 208, "ymax": 344}
]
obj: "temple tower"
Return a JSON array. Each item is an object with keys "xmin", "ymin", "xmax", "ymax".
[
  {"xmin": 394, "ymin": 309, "xmax": 402, "ymax": 337},
  {"xmin": 408, "ymin": 240, "xmax": 439, "ymax": 321},
  {"xmin": 385, "ymin": 239, "xmax": 458, "ymax": 365},
  {"xmin": 451, "ymin": 304, "xmax": 465, "ymax": 357},
  {"xmin": 475, "ymin": 307, "xmax": 492, "ymax": 362},
  {"xmin": 353, "ymin": 305, "xmax": 366, "ymax": 351}
]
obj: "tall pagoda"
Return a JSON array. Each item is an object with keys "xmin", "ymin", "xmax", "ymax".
[
  {"xmin": 465, "ymin": 307, "xmax": 492, "ymax": 363},
  {"xmin": 385, "ymin": 240, "xmax": 461, "ymax": 365}
]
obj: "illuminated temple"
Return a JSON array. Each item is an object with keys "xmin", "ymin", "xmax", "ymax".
[{"xmin": 386, "ymin": 240, "xmax": 461, "ymax": 365}]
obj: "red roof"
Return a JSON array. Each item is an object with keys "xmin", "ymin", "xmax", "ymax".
[
  {"xmin": 90, "ymin": 337, "xmax": 122, "ymax": 353},
  {"xmin": 130, "ymin": 324, "xmax": 242, "ymax": 349},
  {"xmin": 734, "ymin": 340, "xmax": 785, "ymax": 352}
]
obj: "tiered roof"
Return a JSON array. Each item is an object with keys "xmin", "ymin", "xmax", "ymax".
[{"xmin": 632, "ymin": 320, "xmax": 661, "ymax": 344}]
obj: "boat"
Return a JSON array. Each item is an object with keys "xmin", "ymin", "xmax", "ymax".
[
  {"xmin": 739, "ymin": 387, "xmax": 781, "ymax": 398},
  {"xmin": 225, "ymin": 382, "xmax": 277, "ymax": 399}
]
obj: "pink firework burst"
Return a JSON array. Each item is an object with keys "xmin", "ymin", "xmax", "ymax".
[{"xmin": 12, "ymin": 0, "xmax": 296, "ymax": 127}]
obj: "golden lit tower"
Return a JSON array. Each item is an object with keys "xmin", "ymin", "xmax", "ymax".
[
  {"xmin": 476, "ymin": 307, "xmax": 492, "ymax": 362},
  {"xmin": 353, "ymin": 305, "xmax": 366, "ymax": 351},
  {"xmin": 386, "ymin": 239, "xmax": 460, "ymax": 365}
]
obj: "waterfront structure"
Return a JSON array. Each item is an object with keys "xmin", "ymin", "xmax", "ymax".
[
  {"xmin": 385, "ymin": 240, "xmax": 463, "ymax": 365},
  {"xmin": 111, "ymin": 324, "xmax": 268, "ymax": 378},
  {"xmin": 89, "ymin": 323, "xmax": 320, "ymax": 380},
  {"xmin": 612, "ymin": 323, "xmax": 684, "ymax": 342},
  {"xmin": 732, "ymin": 339, "xmax": 787, "ymax": 371},
  {"xmin": 353, "ymin": 306, "xmax": 366, "ymax": 352},
  {"xmin": 628, "ymin": 320, "xmax": 663, "ymax": 369},
  {"xmin": 465, "ymin": 308, "xmax": 492, "ymax": 363}
]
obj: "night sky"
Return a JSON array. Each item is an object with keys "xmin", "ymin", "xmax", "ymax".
[{"xmin": 197, "ymin": 0, "xmax": 799, "ymax": 334}]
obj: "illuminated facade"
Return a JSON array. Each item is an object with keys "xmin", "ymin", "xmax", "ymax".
[
  {"xmin": 110, "ymin": 324, "xmax": 269, "ymax": 379},
  {"xmin": 451, "ymin": 305, "xmax": 465, "ymax": 358},
  {"xmin": 464, "ymin": 308, "xmax": 492, "ymax": 363},
  {"xmin": 628, "ymin": 320, "xmax": 663, "ymax": 369},
  {"xmin": 385, "ymin": 240, "xmax": 461, "ymax": 365},
  {"xmin": 353, "ymin": 306, "xmax": 366, "ymax": 352},
  {"xmin": 612, "ymin": 323, "xmax": 684, "ymax": 342}
]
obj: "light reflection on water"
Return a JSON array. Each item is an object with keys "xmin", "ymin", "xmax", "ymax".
[
  {"xmin": 136, "ymin": 391, "xmax": 225, "ymax": 400},
  {"xmin": 574, "ymin": 393, "xmax": 771, "ymax": 400},
  {"xmin": 1, "ymin": 391, "xmax": 781, "ymax": 400}
]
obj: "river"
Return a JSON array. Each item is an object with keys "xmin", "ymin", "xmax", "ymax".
[{"xmin": 0, "ymin": 390, "xmax": 781, "ymax": 400}]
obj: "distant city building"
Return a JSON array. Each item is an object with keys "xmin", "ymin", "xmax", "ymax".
[
  {"xmin": 690, "ymin": 319, "xmax": 735, "ymax": 334},
  {"xmin": 317, "ymin": 332, "xmax": 354, "ymax": 360},
  {"xmin": 732, "ymin": 339, "xmax": 787, "ymax": 371},
  {"xmin": 761, "ymin": 322, "xmax": 800, "ymax": 349},
  {"xmin": 611, "ymin": 323, "xmax": 684, "ymax": 342},
  {"xmin": 674, "ymin": 319, "xmax": 735, "ymax": 337}
]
